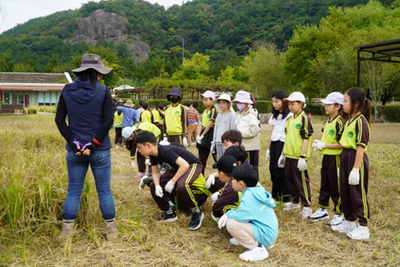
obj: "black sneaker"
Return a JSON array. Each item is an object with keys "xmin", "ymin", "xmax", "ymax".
[
  {"xmin": 156, "ymin": 211, "xmax": 178, "ymax": 222},
  {"xmin": 188, "ymin": 211, "xmax": 204, "ymax": 230}
]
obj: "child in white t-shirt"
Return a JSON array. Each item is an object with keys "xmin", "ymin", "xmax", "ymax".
[{"xmin": 266, "ymin": 90, "xmax": 292, "ymax": 204}]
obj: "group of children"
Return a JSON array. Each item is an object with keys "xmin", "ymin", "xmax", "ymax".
[
  {"xmin": 116, "ymin": 86, "xmax": 372, "ymax": 262},
  {"xmin": 266, "ymin": 87, "xmax": 371, "ymax": 241}
]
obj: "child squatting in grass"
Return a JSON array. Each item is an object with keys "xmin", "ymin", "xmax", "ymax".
[
  {"xmin": 134, "ymin": 130, "xmax": 209, "ymax": 230},
  {"xmin": 218, "ymin": 164, "xmax": 278, "ymax": 262}
]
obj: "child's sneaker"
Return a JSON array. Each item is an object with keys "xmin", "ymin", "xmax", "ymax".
[
  {"xmin": 327, "ymin": 214, "xmax": 344, "ymax": 227},
  {"xmin": 188, "ymin": 211, "xmax": 204, "ymax": 230},
  {"xmin": 302, "ymin": 207, "xmax": 313, "ymax": 219},
  {"xmin": 331, "ymin": 220, "xmax": 356, "ymax": 233},
  {"xmin": 105, "ymin": 220, "xmax": 118, "ymax": 241},
  {"xmin": 156, "ymin": 211, "xmax": 178, "ymax": 222},
  {"xmin": 239, "ymin": 245, "xmax": 269, "ymax": 262},
  {"xmin": 308, "ymin": 208, "xmax": 329, "ymax": 222},
  {"xmin": 230, "ymin": 237, "xmax": 241, "ymax": 246},
  {"xmin": 347, "ymin": 225, "xmax": 369, "ymax": 240}
]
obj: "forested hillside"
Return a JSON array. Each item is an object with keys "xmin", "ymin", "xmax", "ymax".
[{"xmin": 0, "ymin": 0, "xmax": 398, "ymax": 94}]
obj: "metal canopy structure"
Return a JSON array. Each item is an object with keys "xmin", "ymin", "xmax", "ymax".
[{"xmin": 354, "ymin": 39, "xmax": 400, "ymax": 86}]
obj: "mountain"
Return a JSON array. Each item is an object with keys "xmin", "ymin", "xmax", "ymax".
[{"xmin": 0, "ymin": 0, "xmax": 396, "ymax": 71}]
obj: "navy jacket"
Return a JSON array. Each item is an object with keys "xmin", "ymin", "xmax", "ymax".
[{"xmin": 55, "ymin": 78, "xmax": 113, "ymax": 151}]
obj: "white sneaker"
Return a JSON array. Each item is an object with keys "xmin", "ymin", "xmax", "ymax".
[
  {"xmin": 347, "ymin": 225, "xmax": 370, "ymax": 240},
  {"xmin": 230, "ymin": 237, "xmax": 240, "ymax": 246},
  {"xmin": 331, "ymin": 221, "xmax": 357, "ymax": 233},
  {"xmin": 302, "ymin": 207, "xmax": 313, "ymax": 219},
  {"xmin": 308, "ymin": 208, "xmax": 329, "ymax": 222},
  {"xmin": 239, "ymin": 245, "xmax": 269, "ymax": 262},
  {"xmin": 283, "ymin": 202, "xmax": 301, "ymax": 211},
  {"xmin": 327, "ymin": 214, "xmax": 344, "ymax": 227}
]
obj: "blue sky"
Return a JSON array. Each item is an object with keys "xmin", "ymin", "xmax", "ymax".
[{"xmin": 0, "ymin": 0, "xmax": 184, "ymax": 34}]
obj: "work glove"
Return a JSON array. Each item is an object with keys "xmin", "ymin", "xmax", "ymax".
[
  {"xmin": 210, "ymin": 191, "xmax": 220, "ymax": 203},
  {"xmin": 297, "ymin": 158, "xmax": 307, "ymax": 171},
  {"xmin": 69, "ymin": 139, "xmax": 82, "ymax": 154},
  {"xmin": 145, "ymin": 158, "xmax": 151, "ymax": 166},
  {"xmin": 138, "ymin": 176, "xmax": 146, "ymax": 191},
  {"xmin": 183, "ymin": 137, "xmax": 188, "ymax": 147},
  {"xmin": 205, "ymin": 174, "xmax": 215, "ymax": 189},
  {"xmin": 155, "ymin": 185, "xmax": 164, "ymax": 198},
  {"xmin": 210, "ymin": 142, "xmax": 216, "ymax": 154},
  {"xmin": 197, "ymin": 135, "xmax": 204, "ymax": 144},
  {"xmin": 131, "ymin": 161, "xmax": 137, "ymax": 169},
  {"xmin": 163, "ymin": 137, "xmax": 168, "ymax": 142},
  {"xmin": 165, "ymin": 180, "xmax": 175, "ymax": 193},
  {"xmin": 348, "ymin": 168, "xmax": 360, "ymax": 185},
  {"xmin": 114, "ymin": 123, "xmax": 121, "ymax": 128},
  {"xmin": 218, "ymin": 214, "xmax": 229, "ymax": 229},
  {"xmin": 312, "ymin": 140, "xmax": 325, "ymax": 151},
  {"xmin": 82, "ymin": 141, "xmax": 99, "ymax": 155},
  {"xmin": 211, "ymin": 212, "xmax": 220, "ymax": 223},
  {"xmin": 277, "ymin": 155, "xmax": 286, "ymax": 168},
  {"xmin": 265, "ymin": 149, "xmax": 270, "ymax": 161}
]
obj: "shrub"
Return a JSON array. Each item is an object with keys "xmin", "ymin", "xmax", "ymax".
[
  {"xmin": 255, "ymin": 101, "xmax": 272, "ymax": 114},
  {"xmin": 304, "ymin": 104, "xmax": 325, "ymax": 115},
  {"xmin": 377, "ymin": 105, "xmax": 400, "ymax": 122},
  {"xmin": 28, "ymin": 109, "xmax": 38, "ymax": 114}
]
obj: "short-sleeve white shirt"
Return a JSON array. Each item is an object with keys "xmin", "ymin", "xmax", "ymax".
[{"xmin": 268, "ymin": 112, "xmax": 293, "ymax": 142}]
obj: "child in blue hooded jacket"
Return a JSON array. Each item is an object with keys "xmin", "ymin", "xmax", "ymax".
[{"xmin": 218, "ymin": 164, "xmax": 278, "ymax": 262}]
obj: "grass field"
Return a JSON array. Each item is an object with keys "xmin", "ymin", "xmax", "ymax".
[{"xmin": 0, "ymin": 114, "xmax": 399, "ymax": 266}]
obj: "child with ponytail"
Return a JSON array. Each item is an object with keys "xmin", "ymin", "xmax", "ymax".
[{"xmin": 331, "ymin": 87, "xmax": 371, "ymax": 240}]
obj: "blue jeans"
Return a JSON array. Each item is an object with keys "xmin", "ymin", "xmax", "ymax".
[{"xmin": 63, "ymin": 149, "xmax": 115, "ymax": 220}]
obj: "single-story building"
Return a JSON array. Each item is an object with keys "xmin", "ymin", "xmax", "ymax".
[{"xmin": 0, "ymin": 72, "xmax": 73, "ymax": 107}]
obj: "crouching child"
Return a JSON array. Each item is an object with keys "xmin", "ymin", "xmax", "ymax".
[
  {"xmin": 134, "ymin": 130, "xmax": 209, "ymax": 230},
  {"xmin": 218, "ymin": 164, "xmax": 278, "ymax": 262}
]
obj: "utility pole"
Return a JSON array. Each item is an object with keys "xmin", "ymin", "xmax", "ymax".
[{"xmin": 182, "ymin": 38, "xmax": 185, "ymax": 63}]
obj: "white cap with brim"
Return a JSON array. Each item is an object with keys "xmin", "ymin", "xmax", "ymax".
[
  {"xmin": 319, "ymin": 92, "xmax": 344, "ymax": 105},
  {"xmin": 72, "ymin": 53, "xmax": 113, "ymax": 75},
  {"xmin": 122, "ymin": 126, "xmax": 136, "ymax": 139},
  {"xmin": 201, "ymin": 90, "xmax": 216, "ymax": 100},
  {"xmin": 213, "ymin": 93, "xmax": 235, "ymax": 113},
  {"xmin": 283, "ymin": 92, "xmax": 306, "ymax": 103}
]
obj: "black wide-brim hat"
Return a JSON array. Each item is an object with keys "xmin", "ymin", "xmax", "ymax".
[{"xmin": 72, "ymin": 53, "xmax": 113, "ymax": 75}]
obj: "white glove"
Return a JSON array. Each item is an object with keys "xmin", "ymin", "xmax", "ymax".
[
  {"xmin": 218, "ymin": 214, "xmax": 229, "ymax": 229},
  {"xmin": 312, "ymin": 140, "xmax": 325, "ymax": 151},
  {"xmin": 277, "ymin": 155, "xmax": 286, "ymax": 168},
  {"xmin": 205, "ymin": 174, "xmax": 215, "ymax": 189},
  {"xmin": 165, "ymin": 180, "xmax": 175, "ymax": 193},
  {"xmin": 265, "ymin": 149, "xmax": 270, "ymax": 161},
  {"xmin": 197, "ymin": 135, "xmax": 204, "ymax": 144},
  {"xmin": 145, "ymin": 158, "xmax": 151, "ymax": 166},
  {"xmin": 155, "ymin": 185, "xmax": 164, "ymax": 198},
  {"xmin": 348, "ymin": 168, "xmax": 360, "ymax": 185},
  {"xmin": 183, "ymin": 137, "xmax": 188, "ymax": 147},
  {"xmin": 211, "ymin": 212, "xmax": 220, "ymax": 223},
  {"xmin": 131, "ymin": 161, "xmax": 137, "ymax": 169},
  {"xmin": 297, "ymin": 158, "xmax": 307, "ymax": 171},
  {"xmin": 163, "ymin": 137, "xmax": 168, "ymax": 142},
  {"xmin": 210, "ymin": 191, "xmax": 220, "ymax": 202},
  {"xmin": 210, "ymin": 142, "xmax": 216, "ymax": 154}
]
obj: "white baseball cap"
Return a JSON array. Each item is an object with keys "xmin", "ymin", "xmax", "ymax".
[
  {"xmin": 283, "ymin": 92, "xmax": 306, "ymax": 103},
  {"xmin": 201, "ymin": 90, "xmax": 216, "ymax": 100},
  {"xmin": 320, "ymin": 92, "xmax": 344, "ymax": 105},
  {"xmin": 122, "ymin": 126, "xmax": 137, "ymax": 139}
]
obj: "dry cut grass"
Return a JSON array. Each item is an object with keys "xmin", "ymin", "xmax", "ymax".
[{"xmin": 0, "ymin": 114, "xmax": 399, "ymax": 266}]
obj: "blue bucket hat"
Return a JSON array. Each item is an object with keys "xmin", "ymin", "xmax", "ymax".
[{"xmin": 167, "ymin": 88, "xmax": 182, "ymax": 101}]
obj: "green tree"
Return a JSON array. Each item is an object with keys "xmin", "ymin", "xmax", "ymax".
[
  {"xmin": 242, "ymin": 46, "xmax": 286, "ymax": 99},
  {"xmin": 171, "ymin": 52, "xmax": 210, "ymax": 80},
  {"xmin": 0, "ymin": 53, "xmax": 14, "ymax": 72}
]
